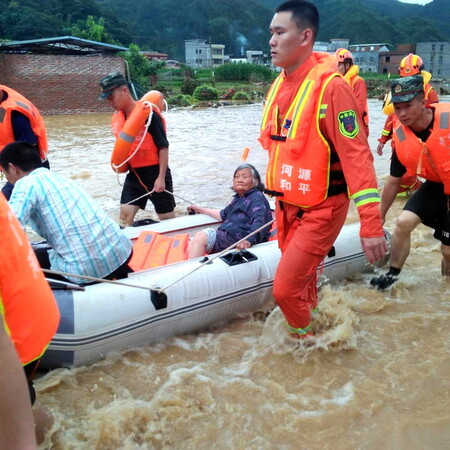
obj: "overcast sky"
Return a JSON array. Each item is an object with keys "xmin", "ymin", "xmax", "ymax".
[{"xmin": 398, "ymin": 0, "xmax": 432, "ymax": 4}]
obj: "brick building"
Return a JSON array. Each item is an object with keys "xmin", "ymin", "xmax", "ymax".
[
  {"xmin": 378, "ymin": 43, "xmax": 416, "ymax": 75},
  {"xmin": 0, "ymin": 36, "xmax": 128, "ymax": 114}
]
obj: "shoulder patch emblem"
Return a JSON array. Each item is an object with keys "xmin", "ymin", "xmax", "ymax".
[{"xmin": 337, "ymin": 110, "xmax": 359, "ymax": 139}]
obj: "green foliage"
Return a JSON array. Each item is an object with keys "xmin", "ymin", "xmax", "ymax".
[
  {"xmin": 181, "ymin": 79, "xmax": 199, "ymax": 96},
  {"xmin": 168, "ymin": 94, "xmax": 193, "ymax": 107},
  {"xmin": 119, "ymin": 44, "xmax": 151, "ymax": 90},
  {"xmin": 193, "ymin": 85, "xmax": 219, "ymax": 101},
  {"xmin": 0, "ymin": 0, "xmax": 132, "ymax": 43},
  {"xmin": 69, "ymin": 16, "xmax": 113, "ymax": 43},
  {"xmin": 0, "ymin": 0, "xmax": 449, "ymax": 64},
  {"xmin": 215, "ymin": 63, "xmax": 274, "ymax": 82},
  {"xmin": 232, "ymin": 91, "xmax": 250, "ymax": 101}
]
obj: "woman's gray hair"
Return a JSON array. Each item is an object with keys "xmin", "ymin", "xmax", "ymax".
[{"xmin": 233, "ymin": 163, "xmax": 265, "ymax": 191}]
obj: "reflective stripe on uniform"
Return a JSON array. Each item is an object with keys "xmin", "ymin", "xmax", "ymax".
[
  {"xmin": 287, "ymin": 322, "xmax": 312, "ymax": 336},
  {"xmin": 396, "ymin": 127, "xmax": 406, "ymax": 143},
  {"xmin": 440, "ymin": 112, "xmax": 449, "ymax": 129},
  {"xmin": 351, "ymin": 188, "xmax": 380, "ymax": 207},
  {"xmin": 319, "ymin": 104, "xmax": 327, "ymax": 119}
]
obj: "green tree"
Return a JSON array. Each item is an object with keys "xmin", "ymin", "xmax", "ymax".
[
  {"xmin": 69, "ymin": 16, "xmax": 112, "ymax": 43},
  {"xmin": 120, "ymin": 43, "xmax": 151, "ymax": 90},
  {"xmin": 208, "ymin": 17, "xmax": 232, "ymax": 50}
]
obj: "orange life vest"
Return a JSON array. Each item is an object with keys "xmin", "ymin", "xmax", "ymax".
[
  {"xmin": 393, "ymin": 103, "xmax": 450, "ymax": 193},
  {"xmin": 259, "ymin": 52, "xmax": 339, "ymax": 208},
  {"xmin": 0, "ymin": 85, "xmax": 48, "ymax": 160},
  {"xmin": 129, "ymin": 231, "xmax": 188, "ymax": 271},
  {"xmin": 0, "ymin": 195, "xmax": 59, "ymax": 365},
  {"xmin": 424, "ymin": 83, "xmax": 438, "ymax": 104},
  {"xmin": 111, "ymin": 98, "xmax": 166, "ymax": 171}
]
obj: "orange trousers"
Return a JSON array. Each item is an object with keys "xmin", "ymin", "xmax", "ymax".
[{"xmin": 273, "ymin": 194, "xmax": 349, "ymax": 332}]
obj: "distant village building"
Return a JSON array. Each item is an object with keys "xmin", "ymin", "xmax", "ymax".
[
  {"xmin": 140, "ymin": 51, "xmax": 168, "ymax": 61},
  {"xmin": 184, "ymin": 39, "xmax": 225, "ymax": 69},
  {"xmin": 228, "ymin": 55, "xmax": 247, "ymax": 64},
  {"xmin": 378, "ymin": 43, "xmax": 416, "ymax": 75},
  {"xmin": 330, "ymin": 39, "xmax": 350, "ymax": 53},
  {"xmin": 245, "ymin": 50, "xmax": 265, "ymax": 65},
  {"xmin": 416, "ymin": 41, "xmax": 450, "ymax": 79},
  {"xmin": 349, "ymin": 43, "xmax": 392, "ymax": 73},
  {"xmin": 211, "ymin": 44, "xmax": 226, "ymax": 67},
  {"xmin": 313, "ymin": 39, "xmax": 350, "ymax": 53},
  {"xmin": 0, "ymin": 36, "xmax": 128, "ymax": 114},
  {"xmin": 313, "ymin": 41, "xmax": 330, "ymax": 52}
]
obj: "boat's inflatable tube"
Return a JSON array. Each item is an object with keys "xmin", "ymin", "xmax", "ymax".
[
  {"xmin": 111, "ymin": 90, "xmax": 164, "ymax": 173},
  {"xmin": 41, "ymin": 220, "xmax": 389, "ymax": 369}
]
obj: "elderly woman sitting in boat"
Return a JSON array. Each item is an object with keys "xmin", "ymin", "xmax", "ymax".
[{"xmin": 187, "ymin": 163, "xmax": 273, "ymax": 258}]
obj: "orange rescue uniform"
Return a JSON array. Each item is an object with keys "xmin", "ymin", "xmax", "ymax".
[
  {"xmin": 0, "ymin": 85, "xmax": 48, "ymax": 161},
  {"xmin": 393, "ymin": 103, "xmax": 450, "ymax": 191},
  {"xmin": 260, "ymin": 53, "xmax": 383, "ymax": 337},
  {"xmin": 0, "ymin": 194, "xmax": 59, "ymax": 365},
  {"xmin": 379, "ymin": 83, "xmax": 438, "ymax": 194},
  {"xmin": 344, "ymin": 65, "xmax": 369, "ymax": 137}
]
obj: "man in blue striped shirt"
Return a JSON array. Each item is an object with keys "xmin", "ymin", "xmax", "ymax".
[{"xmin": 0, "ymin": 142, "xmax": 133, "ymax": 284}]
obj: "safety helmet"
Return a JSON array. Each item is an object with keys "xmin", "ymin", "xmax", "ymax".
[
  {"xmin": 399, "ymin": 53, "xmax": 424, "ymax": 77},
  {"xmin": 334, "ymin": 48, "xmax": 353, "ymax": 63}
]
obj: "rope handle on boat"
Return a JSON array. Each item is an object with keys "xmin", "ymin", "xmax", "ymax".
[
  {"xmin": 42, "ymin": 269, "xmax": 154, "ymax": 292},
  {"xmin": 156, "ymin": 218, "xmax": 275, "ymax": 294}
]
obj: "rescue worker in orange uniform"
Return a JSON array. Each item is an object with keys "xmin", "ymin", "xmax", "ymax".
[
  {"xmin": 0, "ymin": 85, "xmax": 50, "ymax": 200},
  {"xmin": 371, "ymin": 75, "xmax": 450, "ymax": 290},
  {"xmin": 260, "ymin": 1, "xmax": 387, "ymax": 338},
  {"xmin": 376, "ymin": 54, "xmax": 439, "ymax": 197},
  {"xmin": 334, "ymin": 48, "xmax": 369, "ymax": 136},
  {"xmin": 0, "ymin": 193, "xmax": 60, "ymax": 444},
  {"xmin": 99, "ymin": 72, "xmax": 175, "ymax": 226}
]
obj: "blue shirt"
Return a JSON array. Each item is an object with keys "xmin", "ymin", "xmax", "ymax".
[
  {"xmin": 9, "ymin": 168, "xmax": 132, "ymax": 283},
  {"xmin": 216, "ymin": 189, "xmax": 273, "ymax": 250}
]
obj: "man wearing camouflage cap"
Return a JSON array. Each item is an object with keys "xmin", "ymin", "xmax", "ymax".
[
  {"xmin": 99, "ymin": 71, "xmax": 175, "ymax": 225},
  {"xmin": 371, "ymin": 74, "xmax": 450, "ymax": 290}
]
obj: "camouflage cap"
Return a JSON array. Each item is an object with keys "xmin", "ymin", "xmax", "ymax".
[
  {"xmin": 391, "ymin": 74, "xmax": 424, "ymax": 103},
  {"xmin": 98, "ymin": 71, "xmax": 128, "ymax": 100}
]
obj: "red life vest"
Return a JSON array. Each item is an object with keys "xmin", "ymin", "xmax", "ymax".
[
  {"xmin": 111, "ymin": 106, "xmax": 165, "ymax": 169},
  {"xmin": 393, "ymin": 104, "xmax": 450, "ymax": 194},
  {"xmin": 0, "ymin": 195, "xmax": 59, "ymax": 365},
  {"xmin": 259, "ymin": 52, "xmax": 340, "ymax": 208},
  {"xmin": 0, "ymin": 85, "xmax": 48, "ymax": 160}
]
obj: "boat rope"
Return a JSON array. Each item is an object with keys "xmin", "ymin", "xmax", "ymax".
[
  {"xmin": 164, "ymin": 189, "xmax": 194, "ymax": 205},
  {"xmin": 155, "ymin": 218, "xmax": 275, "ymax": 293},
  {"xmin": 109, "ymin": 189, "xmax": 155, "ymax": 214},
  {"xmin": 42, "ymin": 269, "xmax": 153, "ymax": 292}
]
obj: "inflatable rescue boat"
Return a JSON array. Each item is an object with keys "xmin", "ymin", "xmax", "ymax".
[{"xmin": 41, "ymin": 214, "xmax": 386, "ymax": 368}]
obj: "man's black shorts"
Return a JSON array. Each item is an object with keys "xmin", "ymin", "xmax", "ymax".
[
  {"xmin": 121, "ymin": 165, "xmax": 175, "ymax": 214},
  {"xmin": 24, "ymin": 359, "xmax": 40, "ymax": 405},
  {"xmin": 403, "ymin": 181, "xmax": 450, "ymax": 245}
]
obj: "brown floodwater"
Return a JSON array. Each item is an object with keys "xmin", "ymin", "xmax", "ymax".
[{"xmin": 31, "ymin": 99, "xmax": 450, "ymax": 449}]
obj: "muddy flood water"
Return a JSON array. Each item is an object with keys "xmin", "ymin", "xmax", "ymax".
[{"xmin": 22, "ymin": 98, "xmax": 450, "ymax": 449}]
